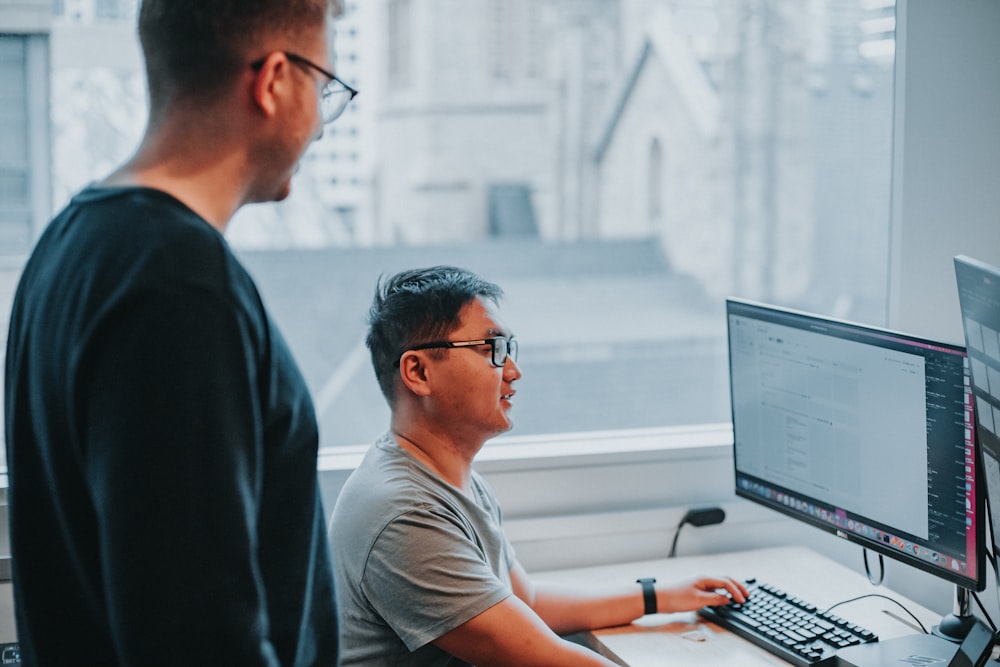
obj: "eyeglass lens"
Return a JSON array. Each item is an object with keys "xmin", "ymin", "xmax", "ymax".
[
  {"xmin": 321, "ymin": 84, "xmax": 353, "ymax": 123},
  {"xmin": 493, "ymin": 338, "xmax": 518, "ymax": 366}
]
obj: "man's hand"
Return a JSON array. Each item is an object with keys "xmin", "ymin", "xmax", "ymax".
[{"xmin": 657, "ymin": 576, "xmax": 750, "ymax": 613}]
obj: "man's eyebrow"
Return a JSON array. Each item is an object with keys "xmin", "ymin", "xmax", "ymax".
[{"xmin": 486, "ymin": 327, "xmax": 513, "ymax": 338}]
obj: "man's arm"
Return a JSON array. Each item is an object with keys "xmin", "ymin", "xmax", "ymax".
[
  {"xmin": 429, "ymin": 561, "xmax": 747, "ymax": 665},
  {"xmin": 432, "ymin": 594, "xmax": 620, "ymax": 667},
  {"xmin": 509, "ymin": 561, "xmax": 748, "ymax": 636},
  {"xmin": 84, "ymin": 288, "xmax": 280, "ymax": 665}
]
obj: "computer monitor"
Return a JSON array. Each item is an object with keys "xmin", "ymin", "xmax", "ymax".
[
  {"xmin": 727, "ymin": 298, "xmax": 984, "ymax": 598},
  {"xmin": 955, "ymin": 255, "xmax": 1000, "ymax": 564}
]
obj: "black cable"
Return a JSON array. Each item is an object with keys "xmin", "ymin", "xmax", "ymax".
[
  {"xmin": 985, "ymin": 489, "xmax": 1000, "ymax": 633},
  {"xmin": 990, "ymin": 546, "xmax": 1000, "ymax": 629},
  {"xmin": 971, "ymin": 590, "xmax": 997, "ymax": 632},
  {"xmin": 668, "ymin": 507, "xmax": 725, "ymax": 558},
  {"xmin": 668, "ymin": 527, "xmax": 683, "ymax": 559},
  {"xmin": 823, "ymin": 593, "xmax": 930, "ymax": 635},
  {"xmin": 984, "ymin": 544, "xmax": 1000, "ymax": 634},
  {"xmin": 862, "ymin": 548, "xmax": 885, "ymax": 586}
]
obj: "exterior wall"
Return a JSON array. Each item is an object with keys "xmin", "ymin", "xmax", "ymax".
[
  {"xmin": 0, "ymin": 0, "xmax": 50, "ymax": 32},
  {"xmin": 594, "ymin": 2, "xmax": 822, "ymax": 302},
  {"xmin": 719, "ymin": 1, "xmax": 816, "ymax": 304},
  {"xmin": 302, "ymin": 1, "xmax": 378, "ymax": 246},
  {"xmin": 596, "ymin": 46, "xmax": 732, "ymax": 295},
  {"xmin": 596, "ymin": 1, "xmax": 892, "ymax": 311},
  {"xmin": 374, "ymin": 0, "xmax": 620, "ymax": 244},
  {"xmin": 377, "ymin": 102, "xmax": 555, "ymax": 243}
]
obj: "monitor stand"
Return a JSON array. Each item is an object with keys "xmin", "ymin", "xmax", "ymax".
[
  {"xmin": 840, "ymin": 587, "xmax": 997, "ymax": 667},
  {"xmin": 836, "ymin": 633, "xmax": 959, "ymax": 667},
  {"xmin": 840, "ymin": 585, "xmax": 973, "ymax": 667},
  {"xmin": 933, "ymin": 585, "xmax": 977, "ymax": 643}
]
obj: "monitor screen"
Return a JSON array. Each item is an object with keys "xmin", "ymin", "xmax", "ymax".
[
  {"xmin": 955, "ymin": 255, "xmax": 1000, "ymax": 563},
  {"xmin": 727, "ymin": 298, "xmax": 983, "ymax": 591}
]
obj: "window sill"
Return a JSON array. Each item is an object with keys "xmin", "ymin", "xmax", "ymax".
[{"xmin": 317, "ymin": 422, "xmax": 734, "ymax": 473}]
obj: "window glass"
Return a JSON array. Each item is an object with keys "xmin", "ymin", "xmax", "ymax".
[
  {"xmin": 0, "ymin": 36, "xmax": 32, "ymax": 253},
  {"xmin": 1, "ymin": 0, "xmax": 896, "ymax": 457}
]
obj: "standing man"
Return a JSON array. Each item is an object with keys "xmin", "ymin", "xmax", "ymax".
[
  {"xmin": 4, "ymin": 1, "xmax": 356, "ymax": 664},
  {"xmin": 330, "ymin": 266, "xmax": 747, "ymax": 666}
]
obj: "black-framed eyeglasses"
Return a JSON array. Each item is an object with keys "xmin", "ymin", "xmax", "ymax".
[
  {"xmin": 398, "ymin": 337, "xmax": 518, "ymax": 368},
  {"xmin": 250, "ymin": 51, "xmax": 358, "ymax": 124}
]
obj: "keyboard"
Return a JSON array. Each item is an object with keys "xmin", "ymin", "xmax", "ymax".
[{"xmin": 697, "ymin": 579, "xmax": 878, "ymax": 666}]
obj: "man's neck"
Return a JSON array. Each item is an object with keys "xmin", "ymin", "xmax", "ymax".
[
  {"xmin": 102, "ymin": 110, "xmax": 252, "ymax": 232},
  {"xmin": 390, "ymin": 425, "xmax": 481, "ymax": 493}
]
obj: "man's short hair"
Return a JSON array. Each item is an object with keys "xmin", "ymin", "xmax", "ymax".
[
  {"xmin": 366, "ymin": 266, "xmax": 504, "ymax": 403},
  {"xmin": 138, "ymin": 0, "xmax": 338, "ymax": 107}
]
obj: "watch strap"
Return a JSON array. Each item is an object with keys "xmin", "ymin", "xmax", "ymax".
[{"xmin": 636, "ymin": 577, "xmax": 657, "ymax": 615}]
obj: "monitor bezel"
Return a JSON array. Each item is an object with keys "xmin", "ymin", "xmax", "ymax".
[{"xmin": 727, "ymin": 297, "xmax": 985, "ymax": 592}]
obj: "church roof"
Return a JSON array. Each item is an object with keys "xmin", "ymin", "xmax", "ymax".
[{"xmin": 594, "ymin": 9, "xmax": 720, "ymax": 161}]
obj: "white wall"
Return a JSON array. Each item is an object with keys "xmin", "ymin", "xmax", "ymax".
[{"xmin": 888, "ymin": 0, "xmax": 1000, "ymax": 343}]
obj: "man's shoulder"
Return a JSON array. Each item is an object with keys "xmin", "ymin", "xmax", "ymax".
[
  {"xmin": 62, "ymin": 186, "xmax": 220, "ymax": 246},
  {"xmin": 337, "ymin": 440, "xmax": 421, "ymax": 508},
  {"xmin": 44, "ymin": 185, "xmax": 249, "ymax": 292},
  {"xmin": 332, "ymin": 439, "xmax": 464, "ymax": 535}
]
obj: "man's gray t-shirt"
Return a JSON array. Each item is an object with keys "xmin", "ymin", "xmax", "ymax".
[{"xmin": 330, "ymin": 433, "xmax": 517, "ymax": 666}]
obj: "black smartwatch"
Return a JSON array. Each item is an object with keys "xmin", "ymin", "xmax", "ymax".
[{"xmin": 636, "ymin": 577, "xmax": 657, "ymax": 615}]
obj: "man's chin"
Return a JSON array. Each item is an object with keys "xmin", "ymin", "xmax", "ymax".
[
  {"xmin": 245, "ymin": 179, "xmax": 293, "ymax": 205},
  {"xmin": 485, "ymin": 418, "xmax": 514, "ymax": 440},
  {"xmin": 264, "ymin": 179, "xmax": 293, "ymax": 204}
]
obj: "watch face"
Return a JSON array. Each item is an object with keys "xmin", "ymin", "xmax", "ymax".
[{"xmin": 949, "ymin": 619, "xmax": 996, "ymax": 667}]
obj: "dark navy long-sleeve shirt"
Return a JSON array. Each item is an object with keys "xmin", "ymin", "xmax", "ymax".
[{"xmin": 4, "ymin": 186, "xmax": 338, "ymax": 665}]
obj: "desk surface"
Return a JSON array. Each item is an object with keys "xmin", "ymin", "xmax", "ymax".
[{"xmin": 536, "ymin": 546, "xmax": 944, "ymax": 666}]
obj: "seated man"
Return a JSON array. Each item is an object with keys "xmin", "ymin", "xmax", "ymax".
[{"xmin": 330, "ymin": 266, "xmax": 747, "ymax": 666}]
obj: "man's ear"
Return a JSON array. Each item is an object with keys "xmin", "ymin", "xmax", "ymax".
[
  {"xmin": 250, "ymin": 52, "xmax": 287, "ymax": 118},
  {"xmin": 398, "ymin": 351, "xmax": 432, "ymax": 397}
]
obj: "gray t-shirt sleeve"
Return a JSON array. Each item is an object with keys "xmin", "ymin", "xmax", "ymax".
[{"xmin": 362, "ymin": 505, "xmax": 514, "ymax": 651}]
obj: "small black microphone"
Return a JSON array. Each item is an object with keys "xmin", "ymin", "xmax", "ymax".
[{"xmin": 684, "ymin": 507, "xmax": 726, "ymax": 528}]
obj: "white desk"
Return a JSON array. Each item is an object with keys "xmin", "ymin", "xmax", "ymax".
[{"xmin": 537, "ymin": 546, "xmax": 946, "ymax": 666}]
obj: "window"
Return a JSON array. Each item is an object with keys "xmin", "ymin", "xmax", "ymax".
[
  {"xmin": 648, "ymin": 138, "xmax": 663, "ymax": 224},
  {"xmin": 387, "ymin": 0, "xmax": 411, "ymax": 89},
  {"xmin": 0, "ymin": 36, "xmax": 33, "ymax": 254},
  {"xmin": 0, "ymin": 0, "xmax": 897, "ymax": 457},
  {"xmin": 488, "ymin": 0, "xmax": 515, "ymax": 80},
  {"xmin": 94, "ymin": 0, "xmax": 130, "ymax": 21}
]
